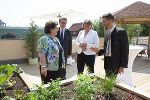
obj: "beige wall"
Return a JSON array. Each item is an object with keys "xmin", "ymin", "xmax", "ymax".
[
  {"xmin": 0, "ymin": 39, "xmax": 26, "ymax": 61},
  {"xmin": 0, "ymin": 38, "xmax": 104, "ymax": 61}
]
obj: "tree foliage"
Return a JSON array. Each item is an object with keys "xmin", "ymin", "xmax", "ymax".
[
  {"xmin": 140, "ymin": 24, "xmax": 149, "ymax": 36},
  {"xmin": 119, "ymin": 24, "xmax": 141, "ymax": 43},
  {"xmin": 24, "ymin": 21, "xmax": 39, "ymax": 58},
  {"xmin": 93, "ymin": 18, "xmax": 104, "ymax": 37}
]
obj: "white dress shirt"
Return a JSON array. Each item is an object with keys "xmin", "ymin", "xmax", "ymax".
[{"xmin": 76, "ymin": 29, "xmax": 99, "ymax": 55}]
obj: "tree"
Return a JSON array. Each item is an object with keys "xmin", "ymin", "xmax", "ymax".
[
  {"xmin": 92, "ymin": 18, "xmax": 104, "ymax": 37},
  {"xmin": 140, "ymin": 24, "xmax": 149, "ymax": 36},
  {"xmin": 24, "ymin": 21, "xmax": 39, "ymax": 58},
  {"xmin": 119, "ymin": 24, "xmax": 142, "ymax": 44},
  {"xmin": 1, "ymin": 33, "xmax": 17, "ymax": 39}
]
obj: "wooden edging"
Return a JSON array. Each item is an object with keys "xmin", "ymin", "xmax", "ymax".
[{"xmin": 18, "ymin": 73, "xmax": 30, "ymax": 91}]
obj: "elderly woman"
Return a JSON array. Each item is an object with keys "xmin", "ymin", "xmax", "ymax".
[
  {"xmin": 38, "ymin": 20, "xmax": 65, "ymax": 84},
  {"xmin": 76, "ymin": 20, "xmax": 99, "ymax": 74}
]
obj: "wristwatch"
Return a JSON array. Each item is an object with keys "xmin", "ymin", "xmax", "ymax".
[{"xmin": 41, "ymin": 65, "xmax": 46, "ymax": 68}]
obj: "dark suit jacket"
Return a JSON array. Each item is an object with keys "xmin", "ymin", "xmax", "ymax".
[
  {"xmin": 56, "ymin": 28, "xmax": 72, "ymax": 58},
  {"xmin": 98, "ymin": 27, "xmax": 129, "ymax": 69}
]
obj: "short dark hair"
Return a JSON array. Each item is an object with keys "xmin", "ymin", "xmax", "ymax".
[
  {"xmin": 102, "ymin": 13, "xmax": 114, "ymax": 21},
  {"xmin": 59, "ymin": 17, "xmax": 67, "ymax": 23},
  {"xmin": 83, "ymin": 19, "xmax": 92, "ymax": 25},
  {"xmin": 44, "ymin": 20, "xmax": 58, "ymax": 34}
]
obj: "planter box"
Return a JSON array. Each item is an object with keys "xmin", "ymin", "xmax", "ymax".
[
  {"xmin": 59, "ymin": 76, "xmax": 150, "ymax": 100},
  {"xmin": 10, "ymin": 74, "xmax": 149, "ymax": 100},
  {"xmin": 0, "ymin": 73, "xmax": 30, "ymax": 99}
]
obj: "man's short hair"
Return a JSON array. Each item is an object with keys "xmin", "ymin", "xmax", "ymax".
[
  {"xmin": 102, "ymin": 13, "xmax": 114, "ymax": 21},
  {"xmin": 59, "ymin": 17, "xmax": 67, "ymax": 23}
]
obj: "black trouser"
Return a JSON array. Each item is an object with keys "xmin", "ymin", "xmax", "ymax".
[
  {"xmin": 77, "ymin": 52, "xmax": 95, "ymax": 74},
  {"xmin": 60, "ymin": 56, "xmax": 67, "ymax": 80},
  {"xmin": 40, "ymin": 65, "xmax": 65, "ymax": 84},
  {"xmin": 104, "ymin": 57, "xmax": 118, "ymax": 77}
]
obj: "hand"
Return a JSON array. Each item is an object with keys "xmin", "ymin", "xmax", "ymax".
[
  {"xmin": 79, "ymin": 43, "xmax": 87, "ymax": 51},
  {"xmin": 82, "ymin": 43, "xmax": 87, "ymax": 47},
  {"xmin": 41, "ymin": 67, "xmax": 47, "ymax": 77},
  {"xmin": 118, "ymin": 67, "xmax": 124, "ymax": 74},
  {"xmin": 90, "ymin": 47, "xmax": 99, "ymax": 53},
  {"xmin": 79, "ymin": 43, "xmax": 84, "ymax": 47},
  {"xmin": 79, "ymin": 43, "xmax": 86, "ymax": 47}
]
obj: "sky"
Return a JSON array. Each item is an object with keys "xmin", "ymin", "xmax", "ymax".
[{"xmin": 0, "ymin": 0, "xmax": 150, "ymax": 27}]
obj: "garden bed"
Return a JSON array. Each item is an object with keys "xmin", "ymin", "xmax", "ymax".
[
  {"xmin": 60, "ymin": 76, "xmax": 149, "ymax": 100},
  {"xmin": 0, "ymin": 73, "xmax": 30, "ymax": 99},
  {"xmin": 5, "ymin": 72, "xmax": 149, "ymax": 100}
]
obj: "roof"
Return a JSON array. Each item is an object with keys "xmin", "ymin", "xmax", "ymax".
[
  {"xmin": 69, "ymin": 23, "xmax": 82, "ymax": 32},
  {"xmin": 113, "ymin": 1, "xmax": 150, "ymax": 18}
]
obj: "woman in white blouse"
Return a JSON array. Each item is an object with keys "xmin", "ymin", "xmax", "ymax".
[{"xmin": 76, "ymin": 20, "xmax": 99, "ymax": 74}]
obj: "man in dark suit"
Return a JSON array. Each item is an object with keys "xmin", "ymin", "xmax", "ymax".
[
  {"xmin": 56, "ymin": 17, "xmax": 72, "ymax": 79},
  {"xmin": 98, "ymin": 13, "xmax": 129, "ymax": 77}
]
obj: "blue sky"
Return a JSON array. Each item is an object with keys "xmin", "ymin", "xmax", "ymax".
[{"xmin": 0, "ymin": 0, "xmax": 150, "ymax": 27}]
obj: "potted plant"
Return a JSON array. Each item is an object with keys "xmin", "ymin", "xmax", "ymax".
[{"xmin": 24, "ymin": 21, "xmax": 39, "ymax": 65}]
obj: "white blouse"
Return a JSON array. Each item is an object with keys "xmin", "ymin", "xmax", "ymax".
[{"xmin": 76, "ymin": 29, "xmax": 99, "ymax": 55}]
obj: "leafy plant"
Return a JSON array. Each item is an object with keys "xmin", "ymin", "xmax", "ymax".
[
  {"xmin": 100, "ymin": 75, "xmax": 116, "ymax": 95},
  {"xmin": 0, "ymin": 64, "xmax": 17, "ymax": 99},
  {"xmin": 0, "ymin": 64, "xmax": 17, "ymax": 85},
  {"xmin": 2, "ymin": 96, "xmax": 15, "ymax": 100},
  {"xmin": 74, "ymin": 74, "xmax": 96, "ymax": 100},
  {"xmin": 24, "ymin": 21, "xmax": 39, "ymax": 58},
  {"xmin": 140, "ymin": 24, "xmax": 149, "ymax": 36},
  {"xmin": 21, "ymin": 79, "xmax": 62, "ymax": 100},
  {"xmin": 21, "ymin": 92, "xmax": 35, "ymax": 100},
  {"xmin": 14, "ymin": 89, "xmax": 24, "ymax": 99},
  {"xmin": 93, "ymin": 18, "xmax": 104, "ymax": 37},
  {"xmin": 119, "ymin": 24, "xmax": 142, "ymax": 44}
]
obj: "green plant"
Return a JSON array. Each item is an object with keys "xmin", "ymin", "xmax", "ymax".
[
  {"xmin": 100, "ymin": 75, "xmax": 116, "ymax": 95},
  {"xmin": 2, "ymin": 96, "xmax": 15, "ymax": 100},
  {"xmin": 74, "ymin": 74, "xmax": 96, "ymax": 100},
  {"xmin": 21, "ymin": 92, "xmax": 35, "ymax": 100},
  {"xmin": 120, "ymin": 24, "xmax": 142, "ymax": 44},
  {"xmin": 140, "ymin": 24, "xmax": 149, "ymax": 36},
  {"xmin": 46, "ymin": 79, "xmax": 62, "ymax": 99},
  {"xmin": 21, "ymin": 79, "xmax": 62, "ymax": 100},
  {"xmin": 0, "ymin": 65, "xmax": 17, "ymax": 99},
  {"xmin": 14, "ymin": 89, "xmax": 24, "ymax": 99},
  {"xmin": 0, "ymin": 65, "xmax": 16, "ymax": 85},
  {"xmin": 93, "ymin": 18, "xmax": 104, "ymax": 37},
  {"xmin": 24, "ymin": 21, "xmax": 39, "ymax": 58}
]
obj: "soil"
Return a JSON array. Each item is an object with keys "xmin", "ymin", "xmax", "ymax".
[
  {"xmin": 0, "ymin": 73, "xmax": 30, "ymax": 99},
  {"xmin": 61, "ymin": 82, "xmax": 147, "ymax": 100}
]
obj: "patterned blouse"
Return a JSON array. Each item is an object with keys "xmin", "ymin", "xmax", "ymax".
[{"xmin": 38, "ymin": 34, "xmax": 65, "ymax": 71}]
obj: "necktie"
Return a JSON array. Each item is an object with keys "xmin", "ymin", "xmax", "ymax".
[
  {"xmin": 60, "ymin": 30, "xmax": 64, "ymax": 48},
  {"xmin": 105, "ymin": 31, "xmax": 111, "ymax": 56}
]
